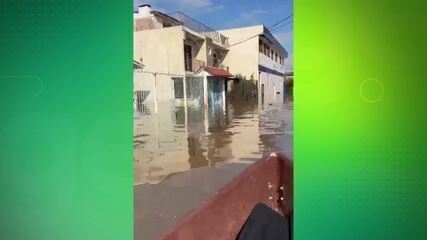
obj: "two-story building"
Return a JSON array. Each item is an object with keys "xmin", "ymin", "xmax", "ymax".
[
  {"xmin": 134, "ymin": 6, "xmax": 229, "ymax": 73},
  {"xmin": 133, "ymin": 5, "xmax": 289, "ymax": 185},
  {"xmin": 134, "ymin": 4, "xmax": 287, "ymax": 106},
  {"xmin": 219, "ymin": 25, "xmax": 288, "ymax": 105},
  {"xmin": 134, "ymin": 5, "xmax": 232, "ymax": 106}
]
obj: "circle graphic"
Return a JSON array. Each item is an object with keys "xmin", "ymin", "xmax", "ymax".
[{"xmin": 360, "ymin": 78, "xmax": 384, "ymax": 103}]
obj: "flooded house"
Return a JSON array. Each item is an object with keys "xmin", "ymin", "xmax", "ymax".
[
  {"xmin": 133, "ymin": 4, "xmax": 234, "ymax": 184},
  {"xmin": 133, "ymin": 4, "xmax": 292, "ymax": 239},
  {"xmin": 219, "ymin": 26, "xmax": 288, "ymax": 106},
  {"xmin": 133, "ymin": 4, "xmax": 290, "ymax": 184},
  {"xmin": 133, "ymin": 4, "xmax": 231, "ymax": 101}
]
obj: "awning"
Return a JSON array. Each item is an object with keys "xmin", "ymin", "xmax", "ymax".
[{"xmin": 196, "ymin": 66, "xmax": 233, "ymax": 78}]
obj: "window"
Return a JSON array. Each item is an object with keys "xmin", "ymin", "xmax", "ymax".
[
  {"xmin": 173, "ymin": 77, "xmax": 184, "ymax": 99},
  {"xmin": 271, "ymin": 50, "xmax": 274, "ymax": 59},
  {"xmin": 135, "ymin": 90, "xmax": 150, "ymax": 115},
  {"xmin": 259, "ymin": 40, "xmax": 263, "ymax": 53},
  {"xmin": 275, "ymin": 53, "xmax": 278, "ymax": 62}
]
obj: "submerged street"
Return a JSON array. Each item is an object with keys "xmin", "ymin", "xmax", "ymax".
[
  {"xmin": 132, "ymin": 2, "xmax": 294, "ymax": 239},
  {"xmin": 134, "ymin": 97, "xmax": 293, "ymax": 185},
  {"xmin": 134, "ymin": 95, "xmax": 293, "ymax": 239}
]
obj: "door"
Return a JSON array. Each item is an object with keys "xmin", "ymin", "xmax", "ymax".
[
  {"xmin": 184, "ymin": 44, "xmax": 192, "ymax": 71},
  {"xmin": 261, "ymin": 84, "xmax": 265, "ymax": 104}
]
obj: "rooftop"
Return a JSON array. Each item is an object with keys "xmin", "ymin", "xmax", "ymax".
[
  {"xmin": 219, "ymin": 25, "xmax": 288, "ymax": 57},
  {"xmin": 168, "ymin": 12, "xmax": 229, "ymax": 47},
  {"xmin": 151, "ymin": 11, "xmax": 182, "ymax": 25}
]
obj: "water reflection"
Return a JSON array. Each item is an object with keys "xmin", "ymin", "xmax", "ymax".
[{"xmin": 134, "ymin": 94, "xmax": 293, "ymax": 185}]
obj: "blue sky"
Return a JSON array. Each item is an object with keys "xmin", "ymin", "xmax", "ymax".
[{"xmin": 134, "ymin": 0, "xmax": 293, "ymax": 71}]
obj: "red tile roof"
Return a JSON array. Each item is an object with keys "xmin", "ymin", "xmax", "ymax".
[{"xmin": 203, "ymin": 66, "xmax": 233, "ymax": 78}]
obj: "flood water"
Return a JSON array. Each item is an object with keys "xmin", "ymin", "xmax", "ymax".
[
  {"xmin": 134, "ymin": 97, "xmax": 293, "ymax": 185},
  {"xmin": 134, "ymin": 95, "xmax": 293, "ymax": 240}
]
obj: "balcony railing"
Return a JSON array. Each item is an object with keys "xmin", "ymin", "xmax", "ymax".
[
  {"xmin": 193, "ymin": 59, "xmax": 206, "ymax": 72},
  {"xmin": 168, "ymin": 12, "xmax": 229, "ymax": 47},
  {"xmin": 185, "ymin": 59, "xmax": 206, "ymax": 73},
  {"xmin": 188, "ymin": 59, "xmax": 205, "ymax": 73}
]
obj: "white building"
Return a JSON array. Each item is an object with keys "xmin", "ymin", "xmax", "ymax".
[{"xmin": 219, "ymin": 25, "xmax": 288, "ymax": 105}]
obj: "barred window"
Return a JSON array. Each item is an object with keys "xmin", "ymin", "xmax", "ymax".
[{"xmin": 173, "ymin": 77, "xmax": 184, "ymax": 99}]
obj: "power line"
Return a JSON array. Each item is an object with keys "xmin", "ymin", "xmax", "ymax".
[
  {"xmin": 269, "ymin": 13, "xmax": 293, "ymax": 29},
  {"xmin": 228, "ymin": 35, "xmax": 259, "ymax": 47},
  {"xmin": 228, "ymin": 21, "xmax": 293, "ymax": 47},
  {"xmin": 270, "ymin": 21, "xmax": 293, "ymax": 32},
  {"xmin": 227, "ymin": 13, "xmax": 293, "ymax": 48}
]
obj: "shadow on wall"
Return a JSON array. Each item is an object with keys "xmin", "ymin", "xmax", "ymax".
[
  {"xmin": 284, "ymin": 76, "xmax": 293, "ymax": 101},
  {"xmin": 227, "ymin": 73, "xmax": 258, "ymax": 103}
]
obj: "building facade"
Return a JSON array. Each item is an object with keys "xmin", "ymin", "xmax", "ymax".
[
  {"xmin": 133, "ymin": 5, "xmax": 290, "ymax": 184},
  {"xmin": 219, "ymin": 25, "xmax": 288, "ymax": 105},
  {"xmin": 134, "ymin": 5, "xmax": 232, "ymax": 104},
  {"xmin": 134, "ymin": 4, "xmax": 287, "ymax": 106},
  {"xmin": 134, "ymin": 5, "xmax": 229, "ymax": 74}
]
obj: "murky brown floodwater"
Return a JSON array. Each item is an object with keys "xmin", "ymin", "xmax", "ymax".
[
  {"xmin": 133, "ymin": 95, "xmax": 293, "ymax": 240},
  {"xmin": 134, "ymin": 97, "xmax": 293, "ymax": 185}
]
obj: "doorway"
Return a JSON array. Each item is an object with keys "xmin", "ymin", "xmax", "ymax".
[{"xmin": 184, "ymin": 44, "xmax": 192, "ymax": 71}]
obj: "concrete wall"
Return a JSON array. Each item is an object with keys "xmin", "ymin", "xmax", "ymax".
[
  {"xmin": 134, "ymin": 26, "xmax": 186, "ymax": 103},
  {"xmin": 134, "ymin": 26, "xmax": 186, "ymax": 75},
  {"xmin": 259, "ymin": 53, "xmax": 285, "ymax": 105},
  {"xmin": 195, "ymin": 39, "xmax": 207, "ymax": 64},
  {"xmin": 134, "ymin": 72, "xmax": 176, "ymax": 108},
  {"xmin": 134, "ymin": 16, "xmax": 163, "ymax": 31},
  {"xmin": 219, "ymin": 26, "xmax": 263, "ymax": 80},
  {"xmin": 259, "ymin": 72, "xmax": 284, "ymax": 105},
  {"xmin": 205, "ymin": 38, "xmax": 214, "ymax": 67}
]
